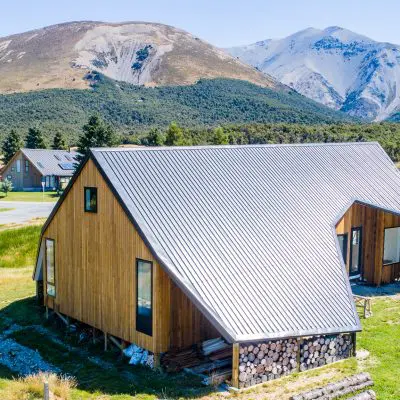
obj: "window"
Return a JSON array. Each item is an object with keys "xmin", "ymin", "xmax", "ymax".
[
  {"xmin": 46, "ymin": 239, "xmax": 56, "ymax": 297},
  {"xmin": 337, "ymin": 233, "xmax": 348, "ymax": 264},
  {"xmin": 136, "ymin": 259, "xmax": 152, "ymax": 336},
  {"xmin": 84, "ymin": 187, "xmax": 97, "ymax": 213},
  {"xmin": 350, "ymin": 227, "xmax": 362, "ymax": 277},
  {"xmin": 25, "ymin": 160, "xmax": 29, "ymax": 172},
  {"xmin": 383, "ymin": 227, "xmax": 400, "ymax": 265},
  {"xmin": 16, "ymin": 160, "xmax": 21, "ymax": 173}
]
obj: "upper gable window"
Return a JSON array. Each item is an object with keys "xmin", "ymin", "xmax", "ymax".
[{"xmin": 84, "ymin": 187, "xmax": 97, "ymax": 213}]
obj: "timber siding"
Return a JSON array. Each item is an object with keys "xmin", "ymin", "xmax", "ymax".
[
  {"xmin": 336, "ymin": 202, "xmax": 400, "ymax": 285},
  {"xmin": 2, "ymin": 152, "xmax": 42, "ymax": 190},
  {"xmin": 43, "ymin": 159, "xmax": 216, "ymax": 353}
]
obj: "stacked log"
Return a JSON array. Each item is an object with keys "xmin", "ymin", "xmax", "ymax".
[
  {"xmin": 238, "ymin": 339, "xmax": 299, "ymax": 388},
  {"xmin": 291, "ymin": 372, "xmax": 373, "ymax": 400},
  {"xmin": 299, "ymin": 334, "xmax": 353, "ymax": 372}
]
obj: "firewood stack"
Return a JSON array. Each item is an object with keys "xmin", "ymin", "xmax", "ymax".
[
  {"xmin": 238, "ymin": 339, "xmax": 299, "ymax": 387},
  {"xmin": 299, "ymin": 334, "xmax": 353, "ymax": 372}
]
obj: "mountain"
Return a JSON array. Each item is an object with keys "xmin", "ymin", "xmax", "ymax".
[
  {"xmin": 0, "ymin": 76, "xmax": 353, "ymax": 144},
  {"xmin": 226, "ymin": 27, "xmax": 400, "ymax": 121},
  {"xmin": 0, "ymin": 21, "xmax": 277, "ymax": 93}
]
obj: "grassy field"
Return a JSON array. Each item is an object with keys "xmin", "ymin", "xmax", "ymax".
[
  {"xmin": 0, "ymin": 191, "xmax": 58, "ymax": 202},
  {"xmin": 0, "ymin": 225, "xmax": 399, "ymax": 399},
  {"xmin": 0, "ymin": 225, "xmax": 41, "ymax": 268}
]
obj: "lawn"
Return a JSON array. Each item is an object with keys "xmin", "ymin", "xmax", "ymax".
[
  {"xmin": 0, "ymin": 191, "xmax": 58, "ymax": 202},
  {"xmin": 0, "ymin": 225, "xmax": 42, "ymax": 268},
  {"xmin": 0, "ymin": 225, "xmax": 399, "ymax": 399}
]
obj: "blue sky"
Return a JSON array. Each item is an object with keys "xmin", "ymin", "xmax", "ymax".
[{"xmin": 1, "ymin": 0, "xmax": 399, "ymax": 46}]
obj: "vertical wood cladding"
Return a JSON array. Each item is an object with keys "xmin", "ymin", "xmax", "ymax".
[
  {"xmin": 336, "ymin": 202, "xmax": 400, "ymax": 285},
  {"xmin": 42, "ymin": 158, "xmax": 218, "ymax": 353}
]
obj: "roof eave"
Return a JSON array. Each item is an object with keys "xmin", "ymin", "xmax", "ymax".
[{"xmin": 234, "ymin": 324, "xmax": 361, "ymax": 343}]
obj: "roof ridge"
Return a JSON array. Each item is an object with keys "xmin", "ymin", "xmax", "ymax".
[{"xmin": 91, "ymin": 142, "xmax": 380, "ymax": 152}]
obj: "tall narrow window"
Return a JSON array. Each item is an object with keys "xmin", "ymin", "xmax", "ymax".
[
  {"xmin": 350, "ymin": 227, "xmax": 362, "ymax": 277},
  {"xmin": 25, "ymin": 160, "xmax": 29, "ymax": 172},
  {"xmin": 84, "ymin": 187, "xmax": 97, "ymax": 213},
  {"xmin": 136, "ymin": 259, "xmax": 153, "ymax": 336},
  {"xmin": 16, "ymin": 160, "xmax": 21, "ymax": 173},
  {"xmin": 383, "ymin": 227, "xmax": 400, "ymax": 265},
  {"xmin": 337, "ymin": 233, "xmax": 348, "ymax": 265},
  {"xmin": 46, "ymin": 239, "xmax": 56, "ymax": 297}
]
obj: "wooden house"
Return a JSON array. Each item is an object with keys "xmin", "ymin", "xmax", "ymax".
[
  {"xmin": 33, "ymin": 143, "xmax": 400, "ymax": 387},
  {"xmin": 1, "ymin": 149, "xmax": 79, "ymax": 191}
]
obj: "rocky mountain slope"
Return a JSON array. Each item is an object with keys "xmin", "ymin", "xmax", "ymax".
[
  {"xmin": 0, "ymin": 21, "xmax": 277, "ymax": 93},
  {"xmin": 226, "ymin": 27, "xmax": 400, "ymax": 121}
]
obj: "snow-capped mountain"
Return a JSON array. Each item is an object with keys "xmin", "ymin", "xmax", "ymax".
[{"xmin": 226, "ymin": 27, "xmax": 400, "ymax": 121}]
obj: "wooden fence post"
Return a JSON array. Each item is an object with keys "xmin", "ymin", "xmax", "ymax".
[
  {"xmin": 232, "ymin": 343, "xmax": 239, "ymax": 388},
  {"xmin": 43, "ymin": 380, "xmax": 49, "ymax": 400}
]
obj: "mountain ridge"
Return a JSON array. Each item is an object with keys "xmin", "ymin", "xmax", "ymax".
[
  {"xmin": 0, "ymin": 20, "xmax": 278, "ymax": 94},
  {"xmin": 226, "ymin": 26, "xmax": 400, "ymax": 121}
]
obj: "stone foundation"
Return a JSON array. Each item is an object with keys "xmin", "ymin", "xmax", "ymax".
[{"xmin": 238, "ymin": 333, "xmax": 354, "ymax": 388}]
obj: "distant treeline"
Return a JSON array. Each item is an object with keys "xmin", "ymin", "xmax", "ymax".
[
  {"xmin": 134, "ymin": 122, "xmax": 400, "ymax": 161},
  {"xmin": 0, "ymin": 75, "xmax": 353, "ymax": 146}
]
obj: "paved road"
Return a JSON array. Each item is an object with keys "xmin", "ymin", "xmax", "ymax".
[{"xmin": 0, "ymin": 201, "xmax": 56, "ymax": 225}]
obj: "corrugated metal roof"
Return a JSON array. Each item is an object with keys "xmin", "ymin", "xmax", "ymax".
[
  {"xmin": 22, "ymin": 148, "xmax": 79, "ymax": 177},
  {"xmin": 87, "ymin": 143, "xmax": 400, "ymax": 342}
]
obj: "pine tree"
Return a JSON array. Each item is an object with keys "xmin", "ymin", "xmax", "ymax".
[
  {"xmin": 52, "ymin": 131, "xmax": 67, "ymax": 150},
  {"xmin": 26, "ymin": 127, "xmax": 46, "ymax": 149},
  {"xmin": 1, "ymin": 130, "xmax": 22, "ymax": 164},
  {"xmin": 77, "ymin": 115, "xmax": 119, "ymax": 159},
  {"xmin": 212, "ymin": 126, "xmax": 229, "ymax": 145},
  {"xmin": 145, "ymin": 128, "xmax": 165, "ymax": 146},
  {"xmin": 165, "ymin": 122, "xmax": 184, "ymax": 146}
]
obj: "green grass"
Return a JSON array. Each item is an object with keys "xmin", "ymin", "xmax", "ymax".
[
  {"xmin": 0, "ymin": 191, "xmax": 58, "ymax": 202},
  {"xmin": 0, "ymin": 225, "xmax": 41, "ymax": 268},
  {"xmin": 357, "ymin": 296, "xmax": 400, "ymax": 398},
  {"xmin": 0, "ymin": 208, "xmax": 14, "ymax": 212},
  {"xmin": 0, "ymin": 225, "xmax": 399, "ymax": 399}
]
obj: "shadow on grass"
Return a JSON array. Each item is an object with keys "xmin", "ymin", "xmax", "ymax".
[
  {"xmin": 0, "ymin": 297, "xmax": 214, "ymax": 399},
  {"xmin": 352, "ymin": 282, "xmax": 400, "ymax": 297}
]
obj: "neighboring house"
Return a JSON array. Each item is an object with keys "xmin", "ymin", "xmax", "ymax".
[
  {"xmin": 1, "ymin": 149, "xmax": 79, "ymax": 191},
  {"xmin": 33, "ymin": 143, "xmax": 400, "ymax": 387}
]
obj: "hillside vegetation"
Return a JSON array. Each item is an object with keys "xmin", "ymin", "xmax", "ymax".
[{"xmin": 0, "ymin": 76, "xmax": 353, "ymax": 144}]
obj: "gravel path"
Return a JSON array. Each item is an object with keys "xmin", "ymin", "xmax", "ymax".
[
  {"xmin": 0, "ymin": 324, "xmax": 59, "ymax": 376},
  {"xmin": 0, "ymin": 201, "xmax": 55, "ymax": 225}
]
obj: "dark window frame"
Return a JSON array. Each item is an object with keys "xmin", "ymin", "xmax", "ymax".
[
  {"xmin": 45, "ymin": 238, "xmax": 56, "ymax": 297},
  {"xmin": 25, "ymin": 160, "xmax": 29, "ymax": 172},
  {"xmin": 84, "ymin": 187, "xmax": 98, "ymax": 213},
  {"xmin": 337, "ymin": 233, "xmax": 348, "ymax": 265},
  {"xmin": 383, "ymin": 227, "xmax": 400, "ymax": 266},
  {"xmin": 349, "ymin": 226, "xmax": 362, "ymax": 277},
  {"xmin": 136, "ymin": 258, "xmax": 153, "ymax": 336}
]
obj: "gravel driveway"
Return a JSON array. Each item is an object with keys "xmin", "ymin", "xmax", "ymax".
[{"xmin": 0, "ymin": 201, "xmax": 55, "ymax": 225}]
